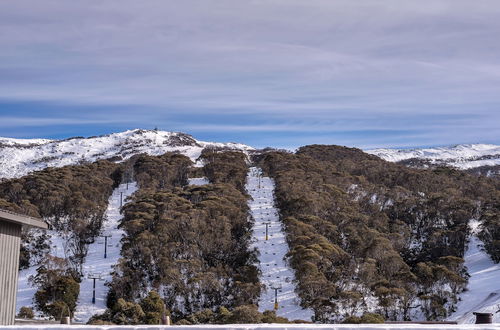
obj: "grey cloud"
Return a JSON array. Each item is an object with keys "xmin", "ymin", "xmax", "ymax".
[{"xmin": 0, "ymin": 0, "xmax": 499, "ymax": 145}]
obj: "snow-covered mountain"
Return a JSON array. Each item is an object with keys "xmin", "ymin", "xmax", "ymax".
[
  {"xmin": 0, "ymin": 129, "xmax": 253, "ymax": 179},
  {"xmin": 1, "ymin": 129, "xmax": 498, "ymax": 180},
  {"xmin": 366, "ymin": 144, "xmax": 500, "ymax": 170}
]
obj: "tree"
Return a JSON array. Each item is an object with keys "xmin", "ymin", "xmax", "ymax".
[
  {"xmin": 17, "ymin": 306, "xmax": 34, "ymax": 319},
  {"xmin": 32, "ymin": 256, "xmax": 80, "ymax": 319},
  {"xmin": 140, "ymin": 291, "xmax": 168, "ymax": 324},
  {"xmin": 228, "ymin": 305, "xmax": 263, "ymax": 324}
]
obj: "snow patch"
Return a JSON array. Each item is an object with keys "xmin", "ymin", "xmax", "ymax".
[{"xmin": 188, "ymin": 177, "xmax": 210, "ymax": 185}]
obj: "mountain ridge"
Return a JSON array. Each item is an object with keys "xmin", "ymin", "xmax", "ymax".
[
  {"xmin": 1, "ymin": 128, "xmax": 499, "ymax": 179},
  {"xmin": 0, "ymin": 129, "xmax": 253, "ymax": 179},
  {"xmin": 367, "ymin": 143, "xmax": 500, "ymax": 170}
]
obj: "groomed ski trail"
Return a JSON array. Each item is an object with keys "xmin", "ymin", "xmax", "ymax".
[
  {"xmin": 450, "ymin": 219, "xmax": 500, "ymax": 323},
  {"xmin": 74, "ymin": 182, "xmax": 137, "ymax": 323},
  {"xmin": 246, "ymin": 167, "xmax": 314, "ymax": 322}
]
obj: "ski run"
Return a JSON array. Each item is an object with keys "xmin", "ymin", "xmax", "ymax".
[
  {"xmin": 450, "ymin": 219, "xmax": 500, "ymax": 324},
  {"xmin": 73, "ymin": 181, "xmax": 138, "ymax": 322},
  {"xmin": 16, "ymin": 182, "xmax": 137, "ymax": 323},
  {"xmin": 246, "ymin": 167, "xmax": 314, "ymax": 322}
]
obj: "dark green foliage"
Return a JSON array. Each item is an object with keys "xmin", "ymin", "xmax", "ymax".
[
  {"xmin": 86, "ymin": 319, "xmax": 115, "ymax": 325},
  {"xmin": 478, "ymin": 193, "xmax": 500, "ymax": 262},
  {"xmin": 186, "ymin": 309, "xmax": 217, "ymax": 324},
  {"xmin": 109, "ymin": 299, "xmax": 145, "ymax": 325},
  {"xmin": 261, "ymin": 310, "xmax": 290, "ymax": 323},
  {"xmin": 101, "ymin": 298, "xmax": 145, "ymax": 325},
  {"xmin": 201, "ymin": 149, "xmax": 249, "ymax": 192},
  {"xmin": 0, "ymin": 160, "xmax": 121, "ymax": 269},
  {"xmin": 134, "ymin": 153, "xmax": 192, "ymax": 190},
  {"xmin": 140, "ymin": 291, "xmax": 168, "ymax": 324},
  {"xmin": 228, "ymin": 305, "xmax": 263, "ymax": 324},
  {"xmin": 109, "ymin": 184, "xmax": 259, "ymax": 318},
  {"xmin": 254, "ymin": 146, "xmax": 499, "ymax": 321},
  {"xmin": 343, "ymin": 313, "xmax": 385, "ymax": 324},
  {"xmin": 360, "ymin": 313, "xmax": 385, "ymax": 323},
  {"xmin": 17, "ymin": 306, "xmax": 35, "ymax": 319},
  {"xmin": 108, "ymin": 151, "xmax": 259, "ymax": 319},
  {"xmin": 32, "ymin": 256, "xmax": 80, "ymax": 319},
  {"xmin": 178, "ymin": 306, "xmax": 292, "ymax": 325},
  {"xmin": 89, "ymin": 292, "xmax": 170, "ymax": 325}
]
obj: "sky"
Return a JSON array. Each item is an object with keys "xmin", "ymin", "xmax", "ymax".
[{"xmin": 0, "ymin": 0, "xmax": 499, "ymax": 149}]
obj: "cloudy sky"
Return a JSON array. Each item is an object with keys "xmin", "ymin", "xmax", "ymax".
[{"xmin": 0, "ymin": 0, "xmax": 499, "ymax": 148}]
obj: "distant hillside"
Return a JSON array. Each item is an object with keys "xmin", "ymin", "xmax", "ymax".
[
  {"xmin": 2, "ymin": 130, "xmax": 498, "ymax": 180},
  {"xmin": 0, "ymin": 129, "xmax": 253, "ymax": 179},
  {"xmin": 367, "ymin": 144, "xmax": 500, "ymax": 177}
]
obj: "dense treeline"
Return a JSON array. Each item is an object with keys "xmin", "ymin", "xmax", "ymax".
[
  {"xmin": 0, "ymin": 160, "xmax": 124, "ymax": 319},
  {"xmin": 254, "ymin": 145, "xmax": 499, "ymax": 322},
  {"xmin": 201, "ymin": 148, "xmax": 249, "ymax": 192},
  {"xmin": 133, "ymin": 152, "xmax": 192, "ymax": 190},
  {"xmin": 106, "ymin": 151, "xmax": 259, "ymax": 321},
  {"xmin": 478, "ymin": 193, "xmax": 500, "ymax": 262},
  {"xmin": 0, "ymin": 160, "xmax": 122, "ymax": 269}
]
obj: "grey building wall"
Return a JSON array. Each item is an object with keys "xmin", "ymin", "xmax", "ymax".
[{"xmin": 0, "ymin": 221, "xmax": 21, "ymax": 325}]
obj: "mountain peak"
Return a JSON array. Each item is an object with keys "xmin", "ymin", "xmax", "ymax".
[{"xmin": 0, "ymin": 129, "xmax": 253, "ymax": 179}]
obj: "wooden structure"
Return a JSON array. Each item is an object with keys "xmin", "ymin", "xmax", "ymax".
[{"xmin": 0, "ymin": 209, "xmax": 47, "ymax": 325}]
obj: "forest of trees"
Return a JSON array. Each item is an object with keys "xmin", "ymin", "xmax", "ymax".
[
  {"xmin": 0, "ymin": 160, "xmax": 122, "ymax": 270},
  {"xmin": 0, "ymin": 160, "xmax": 124, "ymax": 318},
  {"xmin": 104, "ymin": 151, "xmax": 261, "ymax": 322},
  {"xmin": 1, "ymin": 144, "xmax": 498, "ymax": 324},
  {"xmin": 254, "ymin": 145, "xmax": 499, "ymax": 322}
]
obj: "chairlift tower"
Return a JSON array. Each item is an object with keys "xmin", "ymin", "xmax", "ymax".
[
  {"xmin": 88, "ymin": 273, "xmax": 104, "ymax": 304},
  {"xmin": 98, "ymin": 234, "xmax": 112, "ymax": 258},
  {"xmin": 263, "ymin": 222, "xmax": 271, "ymax": 241},
  {"xmin": 271, "ymin": 283, "xmax": 282, "ymax": 310}
]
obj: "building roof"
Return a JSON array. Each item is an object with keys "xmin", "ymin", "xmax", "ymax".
[{"xmin": 0, "ymin": 209, "xmax": 47, "ymax": 229}]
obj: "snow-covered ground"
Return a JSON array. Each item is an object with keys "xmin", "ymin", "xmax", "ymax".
[
  {"xmin": 366, "ymin": 144, "xmax": 500, "ymax": 170},
  {"xmin": 188, "ymin": 177, "xmax": 210, "ymax": 185},
  {"xmin": 16, "ymin": 182, "xmax": 138, "ymax": 322},
  {"xmin": 0, "ymin": 129, "xmax": 253, "ymax": 179},
  {"xmin": 450, "ymin": 220, "xmax": 500, "ymax": 324},
  {"xmin": 16, "ymin": 228, "xmax": 72, "ymax": 315},
  {"xmin": 246, "ymin": 167, "xmax": 314, "ymax": 322},
  {"xmin": 16, "ymin": 258, "xmax": 40, "ymax": 314},
  {"xmin": 74, "ymin": 182, "xmax": 138, "ymax": 323}
]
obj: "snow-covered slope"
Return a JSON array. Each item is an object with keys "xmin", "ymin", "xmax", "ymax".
[
  {"xmin": 246, "ymin": 167, "xmax": 314, "ymax": 322},
  {"xmin": 0, "ymin": 129, "xmax": 253, "ymax": 179},
  {"xmin": 16, "ymin": 228, "xmax": 73, "ymax": 316},
  {"xmin": 74, "ymin": 182, "xmax": 137, "ymax": 323},
  {"xmin": 450, "ymin": 220, "xmax": 500, "ymax": 324},
  {"xmin": 366, "ymin": 144, "xmax": 500, "ymax": 170},
  {"xmin": 16, "ymin": 183, "xmax": 138, "ymax": 320}
]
